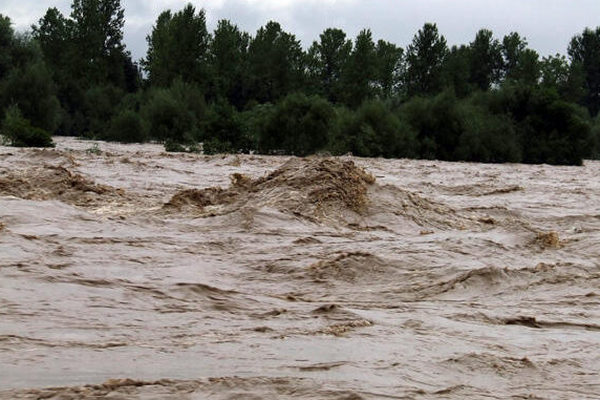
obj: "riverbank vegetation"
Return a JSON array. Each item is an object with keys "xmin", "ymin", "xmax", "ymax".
[{"xmin": 1, "ymin": 1, "xmax": 600, "ymax": 164}]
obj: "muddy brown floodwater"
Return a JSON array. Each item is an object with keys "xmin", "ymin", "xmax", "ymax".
[{"xmin": 1, "ymin": 137, "xmax": 599, "ymax": 399}]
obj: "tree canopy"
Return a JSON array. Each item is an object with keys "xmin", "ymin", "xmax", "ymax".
[{"xmin": 0, "ymin": 2, "xmax": 599, "ymax": 165}]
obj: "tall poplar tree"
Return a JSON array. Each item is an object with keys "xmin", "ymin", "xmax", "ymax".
[
  {"xmin": 340, "ymin": 29, "xmax": 377, "ymax": 107},
  {"xmin": 33, "ymin": 8, "xmax": 73, "ymax": 72},
  {"xmin": 0, "ymin": 14, "xmax": 14, "ymax": 81},
  {"xmin": 306, "ymin": 28, "xmax": 352, "ymax": 102},
  {"xmin": 468, "ymin": 29, "xmax": 502, "ymax": 91},
  {"xmin": 404, "ymin": 23, "xmax": 448, "ymax": 96},
  {"xmin": 569, "ymin": 27, "xmax": 600, "ymax": 116},
  {"xmin": 375, "ymin": 39, "xmax": 404, "ymax": 98},
  {"xmin": 501, "ymin": 32, "xmax": 540, "ymax": 86},
  {"xmin": 70, "ymin": 0, "xmax": 128, "ymax": 85},
  {"xmin": 208, "ymin": 19, "xmax": 250, "ymax": 107},
  {"xmin": 246, "ymin": 21, "xmax": 304, "ymax": 104},
  {"xmin": 144, "ymin": 4, "xmax": 210, "ymax": 88}
]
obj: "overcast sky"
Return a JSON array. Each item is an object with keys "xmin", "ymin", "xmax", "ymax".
[{"xmin": 1, "ymin": 0, "xmax": 599, "ymax": 62}]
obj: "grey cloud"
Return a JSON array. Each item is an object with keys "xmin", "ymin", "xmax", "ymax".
[{"xmin": 1, "ymin": 0, "xmax": 600, "ymax": 62}]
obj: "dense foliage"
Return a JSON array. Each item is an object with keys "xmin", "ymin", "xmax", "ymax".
[
  {"xmin": 1, "ymin": 105, "xmax": 54, "ymax": 147},
  {"xmin": 1, "ymin": 1, "xmax": 599, "ymax": 165}
]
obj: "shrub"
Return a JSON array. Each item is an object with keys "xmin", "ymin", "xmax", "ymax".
[
  {"xmin": 104, "ymin": 110, "xmax": 147, "ymax": 143},
  {"xmin": 238, "ymin": 103, "xmax": 274, "ymax": 150},
  {"xmin": 400, "ymin": 91, "xmax": 464, "ymax": 160},
  {"xmin": 1, "ymin": 105, "xmax": 54, "ymax": 147},
  {"xmin": 454, "ymin": 102, "xmax": 521, "ymax": 163},
  {"xmin": 141, "ymin": 79, "xmax": 205, "ymax": 143},
  {"xmin": 164, "ymin": 139, "xmax": 187, "ymax": 152},
  {"xmin": 491, "ymin": 85, "xmax": 590, "ymax": 165},
  {"xmin": 54, "ymin": 78, "xmax": 87, "ymax": 136},
  {"xmin": 164, "ymin": 139, "xmax": 200, "ymax": 153},
  {"xmin": 258, "ymin": 93, "xmax": 336, "ymax": 156},
  {"xmin": 0, "ymin": 61, "xmax": 61, "ymax": 133},
  {"xmin": 396, "ymin": 87, "xmax": 589, "ymax": 165},
  {"xmin": 202, "ymin": 100, "xmax": 250, "ymax": 152},
  {"xmin": 203, "ymin": 137, "xmax": 235, "ymax": 154},
  {"xmin": 85, "ymin": 143, "xmax": 101, "ymax": 155},
  {"xmin": 589, "ymin": 114, "xmax": 600, "ymax": 159},
  {"xmin": 83, "ymin": 84, "xmax": 125, "ymax": 137},
  {"xmin": 334, "ymin": 100, "xmax": 418, "ymax": 158}
]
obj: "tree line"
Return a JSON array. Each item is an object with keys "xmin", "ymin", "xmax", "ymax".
[{"xmin": 1, "ymin": 0, "xmax": 599, "ymax": 165}]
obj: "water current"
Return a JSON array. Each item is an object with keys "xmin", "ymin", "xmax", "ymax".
[{"xmin": 1, "ymin": 138, "xmax": 599, "ymax": 399}]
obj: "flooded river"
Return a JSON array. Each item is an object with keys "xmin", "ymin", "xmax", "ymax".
[{"xmin": 1, "ymin": 137, "xmax": 599, "ymax": 399}]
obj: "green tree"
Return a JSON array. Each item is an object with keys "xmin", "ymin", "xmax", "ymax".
[
  {"xmin": 0, "ymin": 14, "xmax": 14, "ymax": 81},
  {"xmin": 70, "ymin": 0, "xmax": 129, "ymax": 86},
  {"xmin": 455, "ymin": 95, "xmax": 521, "ymax": 162},
  {"xmin": 246, "ymin": 21, "xmax": 304, "ymax": 104},
  {"xmin": 33, "ymin": 8, "xmax": 80, "ymax": 135},
  {"xmin": 540, "ymin": 54, "xmax": 587, "ymax": 104},
  {"xmin": 374, "ymin": 39, "xmax": 403, "ymax": 98},
  {"xmin": 468, "ymin": 29, "xmax": 502, "ymax": 90},
  {"xmin": 238, "ymin": 103, "xmax": 274, "ymax": 149},
  {"xmin": 340, "ymin": 29, "xmax": 377, "ymax": 107},
  {"xmin": 563, "ymin": 62, "xmax": 588, "ymax": 104},
  {"xmin": 144, "ymin": 4, "xmax": 210, "ymax": 87},
  {"xmin": 568, "ymin": 27, "xmax": 600, "ymax": 116},
  {"xmin": 541, "ymin": 54, "xmax": 570, "ymax": 89},
  {"xmin": 590, "ymin": 114, "xmax": 600, "ymax": 158},
  {"xmin": 32, "ymin": 1, "xmax": 138, "ymax": 136},
  {"xmin": 0, "ymin": 24, "xmax": 62, "ymax": 134},
  {"xmin": 306, "ymin": 28, "xmax": 352, "ymax": 102},
  {"xmin": 143, "ymin": 10, "xmax": 171, "ymax": 85},
  {"xmin": 502, "ymin": 33, "xmax": 527, "ymax": 80},
  {"xmin": 441, "ymin": 45, "xmax": 472, "ymax": 97},
  {"xmin": 514, "ymin": 49, "xmax": 541, "ymax": 86},
  {"xmin": 501, "ymin": 33, "xmax": 540, "ymax": 86},
  {"xmin": 404, "ymin": 23, "xmax": 448, "ymax": 96},
  {"xmin": 208, "ymin": 19, "xmax": 250, "ymax": 107},
  {"xmin": 32, "ymin": 8, "xmax": 73, "ymax": 72}
]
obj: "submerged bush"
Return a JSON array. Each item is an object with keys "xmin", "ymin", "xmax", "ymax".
[
  {"xmin": 83, "ymin": 84, "xmax": 125, "ymax": 137},
  {"xmin": 238, "ymin": 103, "xmax": 274, "ymax": 150},
  {"xmin": 489, "ymin": 85, "xmax": 590, "ymax": 165},
  {"xmin": 202, "ymin": 101, "xmax": 250, "ymax": 152},
  {"xmin": 203, "ymin": 137, "xmax": 234, "ymax": 154},
  {"xmin": 164, "ymin": 139, "xmax": 186, "ymax": 152},
  {"xmin": 334, "ymin": 100, "xmax": 418, "ymax": 158},
  {"xmin": 395, "ymin": 87, "xmax": 590, "ymax": 165},
  {"xmin": 104, "ymin": 110, "xmax": 147, "ymax": 143},
  {"xmin": 400, "ymin": 91, "xmax": 464, "ymax": 160},
  {"xmin": 589, "ymin": 114, "xmax": 600, "ymax": 159},
  {"xmin": 258, "ymin": 93, "xmax": 336, "ymax": 156},
  {"xmin": 0, "ymin": 61, "xmax": 61, "ymax": 133},
  {"xmin": 454, "ymin": 102, "xmax": 521, "ymax": 163},
  {"xmin": 1, "ymin": 105, "xmax": 54, "ymax": 147},
  {"xmin": 141, "ymin": 79, "xmax": 205, "ymax": 143}
]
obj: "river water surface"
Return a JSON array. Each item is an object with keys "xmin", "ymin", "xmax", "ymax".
[{"xmin": 1, "ymin": 138, "xmax": 599, "ymax": 399}]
